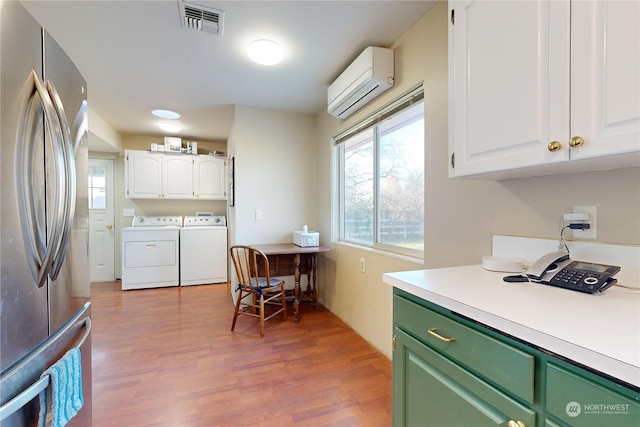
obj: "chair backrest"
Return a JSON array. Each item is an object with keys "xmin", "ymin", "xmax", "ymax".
[{"xmin": 229, "ymin": 245, "xmax": 272, "ymax": 291}]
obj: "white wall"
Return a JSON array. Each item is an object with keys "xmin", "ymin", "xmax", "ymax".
[
  {"xmin": 88, "ymin": 107, "xmax": 122, "ymax": 153},
  {"xmin": 315, "ymin": 2, "xmax": 640, "ymax": 359},
  {"xmin": 230, "ymin": 105, "xmax": 317, "ymax": 246}
]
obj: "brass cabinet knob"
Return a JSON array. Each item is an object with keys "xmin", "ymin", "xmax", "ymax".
[
  {"xmin": 508, "ymin": 421, "xmax": 525, "ymax": 427},
  {"xmin": 106, "ymin": 224, "xmax": 113, "ymax": 230},
  {"xmin": 569, "ymin": 136, "xmax": 585, "ymax": 147},
  {"xmin": 547, "ymin": 141, "xmax": 562, "ymax": 152}
]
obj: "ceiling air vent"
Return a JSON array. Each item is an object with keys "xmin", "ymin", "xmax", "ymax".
[{"xmin": 178, "ymin": 1, "xmax": 224, "ymax": 35}]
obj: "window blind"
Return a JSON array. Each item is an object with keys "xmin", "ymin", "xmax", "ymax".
[{"xmin": 332, "ymin": 82, "xmax": 424, "ymax": 145}]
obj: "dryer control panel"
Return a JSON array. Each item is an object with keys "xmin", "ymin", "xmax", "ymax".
[{"xmin": 132, "ymin": 215, "xmax": 183, "ymax": 227}]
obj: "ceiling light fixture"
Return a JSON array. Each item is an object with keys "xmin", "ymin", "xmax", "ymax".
[
  {"xmin": 151, "ymin": 109, "xmax": 182, "ymax": 119},
  {"xmin": 159, "ymin": 123, "xmax": 181, "ymax": 133},
  {"xmin": 248, "ymin": 39, "xmax": 283, "ymax": 65}
]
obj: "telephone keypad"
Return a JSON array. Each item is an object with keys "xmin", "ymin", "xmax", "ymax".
[
  {"xmin": 550, "ymin": 268, "xmax": 604, "ymax": 292},
  {"xmin": 528, "ymin": 260, "xmax": 619, "ymax": 294}
]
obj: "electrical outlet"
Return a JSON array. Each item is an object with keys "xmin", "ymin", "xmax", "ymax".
[
  {"xmin": 359, "ymin": 258, "xmax": 365, "ymax": 273},
  {"xmin": 572, "ymin": 205, "xmax": 597, "ymax": 240}
]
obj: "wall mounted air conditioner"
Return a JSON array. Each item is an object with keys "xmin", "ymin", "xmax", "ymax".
[{"xmin": 327, "ymin": 46, "xmax": 394, "ymax": 119}]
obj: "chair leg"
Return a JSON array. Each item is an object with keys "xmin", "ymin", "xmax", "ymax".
[
  {"xmin": 281, "ymin": 284, "xmax": 288, "ymax": 321},
  {"xmin": 231, "ymin": 289, "xmax": 243, "ymax": 331},
  {"xmin": 259, "ymin": 295, "xmax": 265, "ymax": 338}
]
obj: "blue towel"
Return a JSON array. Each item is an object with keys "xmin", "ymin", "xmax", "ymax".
[{"xmin": 38, "ymin": 347, "xmax": 84, "ymax": 427}]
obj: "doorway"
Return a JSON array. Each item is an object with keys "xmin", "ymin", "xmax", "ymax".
[{"xmin": 88, "ymin": 158, "xmax": 115, "ymax": 282}]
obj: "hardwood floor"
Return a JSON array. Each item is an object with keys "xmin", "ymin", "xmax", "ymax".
[{"xmin": 90, "ymin": 281, "xmax": 392, "ymax": 426}]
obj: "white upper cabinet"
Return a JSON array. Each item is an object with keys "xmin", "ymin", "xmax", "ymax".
[
  {"xmin": 125, "ymin": 150, "xmax": 163, "ymax": 198},
  {"xmin": 570, "ymin": 1, "xmax": 640, "ymax": 162},
  {"xmin": 193, "ymin": 156, "xmax": 226, "ymax": 200},
  {"xmin": 125, "ymin": 150, "xmax": 226, "ymax": 200},
  {"xmin": 162, "ymin": 155, "xmax": 193, "ymax": 199},
  {"xmin": 449, "ymin": 0, "xmax": 640, "ymax": 179}
]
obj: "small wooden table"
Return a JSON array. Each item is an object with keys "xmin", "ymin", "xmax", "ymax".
[{"xmin": 252, "ymin": 244, "xmax": 331, "ymax": 322}]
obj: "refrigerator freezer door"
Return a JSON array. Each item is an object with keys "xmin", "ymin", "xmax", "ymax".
[{"xmin": 0, "ymin": 303, "xmax": 91, "ymax": 426}]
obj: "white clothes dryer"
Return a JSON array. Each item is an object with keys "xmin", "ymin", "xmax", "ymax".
[
  {"xmin": 180, "ymin": 216, "xmax": 227, "ymax": 286},
  {"xmin": 121, "ymin": 215, "xmax": 182, "ymax": 290}
]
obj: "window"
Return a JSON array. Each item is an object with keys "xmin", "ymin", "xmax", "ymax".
[
  {"xmin": 88, "ymin": 165, "xmax": 107, "ymax": 209},
  {"xmin": 335, "ymin": 86, "xmax": 424, "ymax": 257}
]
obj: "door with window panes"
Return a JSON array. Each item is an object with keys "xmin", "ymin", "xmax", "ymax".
[{"xmin": 88, "ymin": 158, "xmax": 115, "ymax": 281}]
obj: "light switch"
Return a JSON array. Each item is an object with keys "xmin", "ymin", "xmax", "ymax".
[
  {"xmin": 255, "ymin": 210, "xmax": 263, "ymax": 221},
  {"xmin": 123, "ymin": 208, "xmax": 135, "ymax": 217}
]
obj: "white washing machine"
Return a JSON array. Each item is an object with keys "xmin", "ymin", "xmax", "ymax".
[
  {"xmin": 121, "ymin": 215, "xmax": 182, "ymax": 290},
  {"xmin": 180, "ymin": 215, "xmax": 227, "ymax": 286}
]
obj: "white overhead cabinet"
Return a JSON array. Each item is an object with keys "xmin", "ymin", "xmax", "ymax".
[
  {"xmin": 125, "ymin": 150, "xmax": 226, "ymax": 200},
  {"xmin": 448, "ymin": 0, "xmax": 640, "ymax": 179},
  {"xmin": 193, "ymin": 155, "xmax": 226, "ymax": 200},
  {"xmin": 162, "ymin": 155, "xmax": 193, "ymax": 199},
  {"xmin": 125, "ymin": 150, "xmax": 165, "ymax": 198}
]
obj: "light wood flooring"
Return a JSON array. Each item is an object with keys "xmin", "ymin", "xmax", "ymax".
[{"xmin": 90, "ymin": 281, "xmax": 392, "ymax": 426}]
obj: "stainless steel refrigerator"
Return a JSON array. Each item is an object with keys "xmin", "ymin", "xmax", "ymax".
[{"xmin": 0, "ymin": 2, "xmax": 92, "ymax": 425}]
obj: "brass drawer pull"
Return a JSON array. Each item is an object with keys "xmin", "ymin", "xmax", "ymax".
[{"xmin": 427, "ymin": 328, "xmax": 456, "ymax": 342}]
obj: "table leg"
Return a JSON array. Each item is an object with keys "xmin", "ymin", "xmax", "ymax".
[
  {"xmin": 311, "ymin": 254, "xmax": 318, "ymax": 307},
  {"xmin": 293, "ymin": 253, "xmax": 301, "ymax": 322}
]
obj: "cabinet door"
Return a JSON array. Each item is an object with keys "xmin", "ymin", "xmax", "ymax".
[
  {"xmin": 571, "ymin": 1, "xmax": 640, "ymax": 162},
  {"xmin": 162, "ymin": 155, "xmax": 193, "ymax": 199},
  {"xmin": 193, "ymin": 156, "xmax": 226, "ymax": 200},
  {"xmin": 393, "ymin": 328, "xmax": 536, "ymax": 427},
  {"xmin": 449, "ymin": 0, "xmax": 570, "ymax": 177},
  {"xmin": 546, "ymin": 363, "xmax": 640, "ymax": 426},
  {"xmin": 125, "ymin": 150, "xmax": 162, "ymax": 199}
]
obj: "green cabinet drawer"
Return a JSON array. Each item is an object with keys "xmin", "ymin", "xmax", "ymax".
[
  {"xmin": 394, "ymin": 295, "xmax": 535, "ymax": 403},
  {"xmin": 546, "ymin": 363, "xmax": 640, "ymax": 426},
  {"xmin": 394, "ymin": 328, "xmax": 536, "ymax": 427}
]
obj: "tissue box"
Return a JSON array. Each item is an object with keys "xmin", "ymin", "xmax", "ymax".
[{"xmin": 293, "ymin": 231, "xmax": 319, "ymax": 247}]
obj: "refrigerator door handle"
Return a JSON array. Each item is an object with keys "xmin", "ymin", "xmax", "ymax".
[
  {"xmin": 14, "ymin": 69, "xmax": 65, "ymax": 287},
  {"xmin": 46, "ymin": 80, "xmax": 76, "ymax": 280},
  {"xmin": 0, "ymin": 304, "xmax": 91, "ymax": 422}
]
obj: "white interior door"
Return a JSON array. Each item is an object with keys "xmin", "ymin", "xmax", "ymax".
[{"xmin": 88, "ymin": 158, "xmax": 115, "ymax": 282}]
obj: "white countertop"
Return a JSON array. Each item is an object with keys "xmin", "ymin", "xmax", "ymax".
[{"xmin": 383, "ymin": 265, "xmax": 640, "ymax": 388}]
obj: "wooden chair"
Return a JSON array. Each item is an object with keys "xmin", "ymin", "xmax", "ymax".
[{"xmin": 229, "ymin": 245, "xmax": 287, "ymax": 337}]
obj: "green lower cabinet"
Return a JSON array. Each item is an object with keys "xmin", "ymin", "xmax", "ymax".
[
  {"xmin": 392, "ymin": 290, "xmax": 640, "ymax": 427},
  {"xmin": 394, "ymin": 328, "xmax": 535, "ymax": 427},
  {"xmin": 546, "ymin": 363, "xmax": 640, "ymax": 426}
]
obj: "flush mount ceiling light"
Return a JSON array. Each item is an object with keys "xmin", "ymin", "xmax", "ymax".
[
  {"xmin": 248, "ymin": 39, "xmax": 283, "ymax": 65},
  {"xmin": 151, "ymin": 109, "xmax": 182, "ymax": 119},
  {"xmin": 159, "ymin": 123, "xmax": 181, "ymax": 133}
]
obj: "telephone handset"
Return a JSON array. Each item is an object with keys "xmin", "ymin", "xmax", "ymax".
[
  {"xmin": 526, "ymin": 251, "xmax": 570, "ymax": 280},
  {"xmin": 525, "ymin": 251, "xmax": 620, "ymax": 294}
]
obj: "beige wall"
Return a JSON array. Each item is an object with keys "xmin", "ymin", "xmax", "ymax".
[
  {"xmin": 315, "ymin": 2, "xmax": 640, "ymax": 359},
  {"xmin": 229, "ymin": 105, "xmax": 318, "ymax": 247}
]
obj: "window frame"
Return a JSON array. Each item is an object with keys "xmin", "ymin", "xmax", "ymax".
[{"xmin": 333, "ymin": 83, "xmax": 425, "ymax": 259}]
